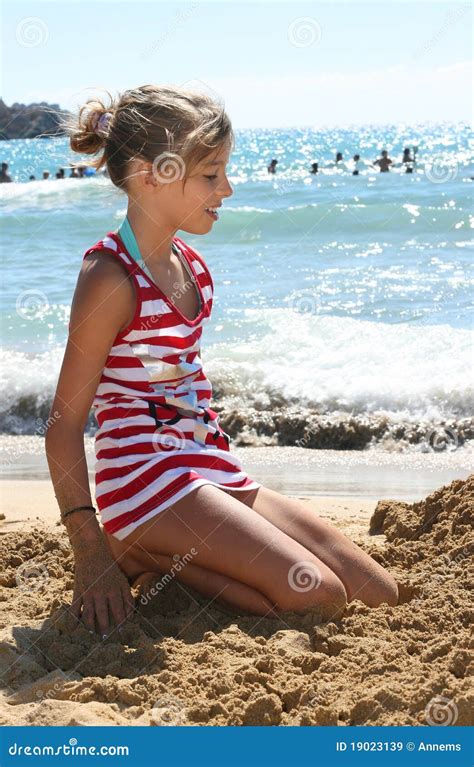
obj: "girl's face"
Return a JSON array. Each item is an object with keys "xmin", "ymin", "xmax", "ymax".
[{"xmin": 146, "ymin": 140, "xmax": 234, "ymax": 235}]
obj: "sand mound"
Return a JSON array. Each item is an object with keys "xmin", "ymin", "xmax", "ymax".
[{"xmin": 0, "ymin": 476, "xmax": 472, "ymax": 726}]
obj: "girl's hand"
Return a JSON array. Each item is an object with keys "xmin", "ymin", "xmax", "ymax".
[{"xmin": 70, "ymin": 548, "xmax": 135, "ymax": 638}]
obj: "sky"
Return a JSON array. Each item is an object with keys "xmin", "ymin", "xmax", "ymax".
[{"xmin": 2, "ymin": 0, "xmax": 472, "ymax": 128}]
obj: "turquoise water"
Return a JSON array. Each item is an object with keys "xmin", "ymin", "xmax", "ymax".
[{"xmin": 1, "ymin": 123, "xmax": 473, "ymax": 446}]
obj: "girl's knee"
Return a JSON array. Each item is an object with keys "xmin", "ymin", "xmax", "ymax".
[
  {"xmin": 269, "ymin": 559, "xmax": 347, "ymax": 614},
  {"xmin": 366, "ymin": 572, "xmax": 399, "ymax": 607}
]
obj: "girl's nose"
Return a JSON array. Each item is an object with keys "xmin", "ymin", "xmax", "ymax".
[{"xmin": 220, "ymin": 177, "xmax": 233, "ymax": 198}]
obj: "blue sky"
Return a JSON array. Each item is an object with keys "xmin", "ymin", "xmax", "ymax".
[{"xmin": 2, "ymin": 0, "xmax": 472, "ymax": 127}]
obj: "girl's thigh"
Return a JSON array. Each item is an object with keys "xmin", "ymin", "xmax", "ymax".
[{"xmin": 114, "ymin": 483, "xmax": 347, "ymax": 612}]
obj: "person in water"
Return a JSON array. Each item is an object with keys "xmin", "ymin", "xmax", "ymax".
[
  {"xmin": 45, "ymin": 84, "xmax": 399, "ymax": 639},
  {"xmin": 310, "ymin": 162, "xmax": 319, "ymax": 174},
  {"xmin": 56, "ymin": 167, "xmax": 65, "ymax": 179},
  {"xmin": 402, "ymin": 147, "xmax": 415, "ymax": 174},
  {"xmin": 42, "ymin": 170, "xmax": 50, "ymax": 180},
  {"xmin": 373, "ymin": 150, "xmax": 392, "ymax": 172},
  {"xmin": 352, "ymin": 154, "xmax": 361, "ymax": 175},
  {"xmin": 267, "ymin": 158, "xmax": 278, "ymax": 174},
  {"xmin": 0, "ymin": 162, "xmax": 12, "ymax": 183}
]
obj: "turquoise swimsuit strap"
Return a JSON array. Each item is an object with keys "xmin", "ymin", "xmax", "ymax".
[
  {"xmin": 117, "ymin": 216, "xmax": 141, "ymax": 262},
  {"xmin": 117, "ymin": 216, "xmax": 179, "ymax": 263}
]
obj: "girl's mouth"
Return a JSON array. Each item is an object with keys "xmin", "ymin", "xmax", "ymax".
[{"xmin": 205, "ymin": 207, "xmax": 219, "ymax": 221}]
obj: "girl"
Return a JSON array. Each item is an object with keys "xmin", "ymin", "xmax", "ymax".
[{"xmin": 45, "ymin": 84, "xmax": 398, "ymax": 640}]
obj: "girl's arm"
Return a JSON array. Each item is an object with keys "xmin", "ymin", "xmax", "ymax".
[{"xmin": 45, "ymin": 251, "xmax": 135, "ymax": 636}]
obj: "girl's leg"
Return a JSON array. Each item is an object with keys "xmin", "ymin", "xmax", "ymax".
[
  {"xmin": 104, "ymin": 535, "xmax": 278, "ymax": 616},
  {"xmin": 103, "ymin": 483, "xmax": 348, "ymax": 617},
  {"xmin": 223, "ymin": 486, "xmax": 399, "ymax": 607},
  {"xmin": 127, "ymin": 559, "xmax": 279, "ymax": 617}
]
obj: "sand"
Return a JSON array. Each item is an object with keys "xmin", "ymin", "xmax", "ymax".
[{"xmin": 0, "ymin": 475, "xmax": 472, "ymax": 727}]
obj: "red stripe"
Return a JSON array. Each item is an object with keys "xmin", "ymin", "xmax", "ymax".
[{"xmin": 97, "ymin": 452, "xmax": 242, "ymax": 508}]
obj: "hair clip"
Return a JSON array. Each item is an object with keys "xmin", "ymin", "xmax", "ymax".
[{"xmin": 91, "ymin": 110, "xmax": 112, "ymax": 135}]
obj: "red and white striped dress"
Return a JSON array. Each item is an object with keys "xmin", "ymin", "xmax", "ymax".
[{"xmin": 83, "ymin": 230, "xmax": 261, "ymax": 541}]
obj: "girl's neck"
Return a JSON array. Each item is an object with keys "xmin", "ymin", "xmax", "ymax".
[{"xmin": 125, "ymin": 206, "xmax": 177, "ymax": 265}]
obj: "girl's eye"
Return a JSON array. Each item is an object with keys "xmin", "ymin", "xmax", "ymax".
[{"xmin": 204, "ymin": 175, "xmax": 218, "ymax": 180}]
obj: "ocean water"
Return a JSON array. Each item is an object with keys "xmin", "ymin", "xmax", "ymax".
[{"xmin": 1, "ymin": 123, "xmax": 473, "ymax": 451}]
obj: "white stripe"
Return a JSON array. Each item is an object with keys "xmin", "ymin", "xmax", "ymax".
[
  {"xmin": 192, "ymin": 261, "xmax": 205, "ymax": 275},
  {"xmin": 101, "ymin": 236, "xmax": 118, "ymax": 252},
  {"xmin": 141, "ymin": 298, "xmax": 173, "ymax": 317},
  {"xmin": 108, "ymin": 479, "xmax": 217, "ymax": 540},
  {"xmin": 97, "ymin": 458, "xmax": 246, "ymax": 515},
  {"xmin": 201, "ymin": 285, "xmax": 212, "ymax": 303}
]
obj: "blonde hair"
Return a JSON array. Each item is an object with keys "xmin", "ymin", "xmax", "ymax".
[{"xmin": 63, "ymin": 84, "xmax": 234, "ymax": 190}]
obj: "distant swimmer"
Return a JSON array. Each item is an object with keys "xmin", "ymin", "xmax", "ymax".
[
  {"xmin": 373, "ymin": 150, "xmax": 392, "ymax": 172},
  {"xmin": 267, "ymin": 159, "xmax": 278, "ymax": 174},
  {"xmin": 42, "ymin": 170, "xmax": 50, "ymax": 180},
  {"xmin": 69, "ymin": 166, "xmax": 79, "ymax": 178},
  {"xmin": 0, "ymin": 162, "xmax": 12, "ymax": 183},
  {"xmin": 326, "ymin": 152, "xmax": 344, "ymax": 169},
  {"xmin": 402, "ymin": 147, "xmax": 416, "ymax": 174},
  {"xmin": 55, "ymin": 167, "xmax": 65, "ymax": 179},
  {"xmin": 352, "ymin": 154, "xmax": 361, "ymax": 176},
  {"xmin": 310, "ymin": 162, "xmax": 319, "ymax": 174},
  {"xmin": 29, "ymin": 175, "xmax": 36, "ymax": 181}
]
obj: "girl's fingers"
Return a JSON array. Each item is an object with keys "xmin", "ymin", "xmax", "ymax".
[
  {"xmin": 70, "ymin": 592, "xmax": 82, "ymax": 620},
  {"xmin": 81, "ymin": 598, "xmax": 97, "ymax": 634},
  {"xmin": 122, "ymin": 586, "xmax": 136, "ymax": 617},
  {"xmin": 107, "ymin": 592, "xmax": 126, "ymax": 631},
  {"xmin": 93, "ymin": 595, "xmax": 112, "ymax": 637}
]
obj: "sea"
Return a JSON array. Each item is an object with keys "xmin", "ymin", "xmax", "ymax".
[{"xmin": 1, "ymin": 122, "xmax": 473, "ymax": 477}]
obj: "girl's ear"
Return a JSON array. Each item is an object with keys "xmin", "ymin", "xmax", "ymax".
[{"xmin": 130, "ymin": 158, "xmax": 158, "ymax": 188}]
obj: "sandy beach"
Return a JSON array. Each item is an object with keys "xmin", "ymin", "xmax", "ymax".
[{"xmin": 0, "ymin": 468, "xmax": 472, "ymax": 727}]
